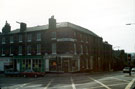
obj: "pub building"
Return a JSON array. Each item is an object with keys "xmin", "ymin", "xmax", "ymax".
[{"xmin": 0, "ymin": 16, "xmax": 112, "ymax": 73}]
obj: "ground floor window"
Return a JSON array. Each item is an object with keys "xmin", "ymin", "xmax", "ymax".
[
  {"xmin": 22, "ymin": 59, "xmax": 42, "ymax": 72},
  {"xmin": 49, "ymin": 57, "xmax": 78, "ymax": 72}
]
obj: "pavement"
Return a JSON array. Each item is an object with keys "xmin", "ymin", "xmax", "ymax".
[{"xmin": 0, "ymin": 71, "xmax": 135, "ymax": 89}]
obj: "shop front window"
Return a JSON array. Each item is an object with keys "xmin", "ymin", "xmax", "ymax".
[{"xmin": 49, "ymin": 59, "xmax": 57, "ymax": 71}]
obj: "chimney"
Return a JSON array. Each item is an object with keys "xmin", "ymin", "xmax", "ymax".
[
  {"xmin": 49, "ymin": 15, "xmax": 56, "ymax": 29},
  {"xmin": 20, "ymin": 22, "xmax": 27, "ymax": 32},
  {"xmin": 2, "ymin": 21, "xmax": 11, "ymax": 34}
]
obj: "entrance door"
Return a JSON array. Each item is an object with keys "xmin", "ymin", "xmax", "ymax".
[{"xmin": 62, "ymin": 59, "xmax": 69, "ymax": 72}]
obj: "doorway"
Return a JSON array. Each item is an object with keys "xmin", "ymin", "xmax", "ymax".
[{"xmin": 62, "ymin": 59, "xmax": 69, "ymax": 72}]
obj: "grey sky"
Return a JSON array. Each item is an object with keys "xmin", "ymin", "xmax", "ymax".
[{"xmin": 0, "ymin": 0, "xmax": 135, "ymax": 53}]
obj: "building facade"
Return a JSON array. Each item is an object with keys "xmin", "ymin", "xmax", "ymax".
[{"xmin": 0, "ymin": 16, "xmax": 113, "ymax": 72}]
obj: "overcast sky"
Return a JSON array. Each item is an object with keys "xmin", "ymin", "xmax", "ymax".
[{"xmin": 0, "ymin": 0, "xmax": 135, "ymax": 53}]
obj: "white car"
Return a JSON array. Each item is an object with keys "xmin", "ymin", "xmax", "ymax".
[
  {"xmin": 131, "ymin": 67, "xmax": 135, "ymax": 72},
  {"xmin": 123, "ymin": 67, "xmax": 130, "ymax": 73}
]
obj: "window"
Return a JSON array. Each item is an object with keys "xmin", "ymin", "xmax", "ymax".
[
  {"xmin": 51, "ymin": 32, "xmax": 56, "ymax": 40},
  {"xmin": 27, "ymin": 45, "xmax": 31, "ymax": 55},
  {"xmin": 80, "ymin": 34, "xmax": 83, "ymax": 42},
  {"xmin": 37, "ymin": 33, "xmax": 41, "ymax": 41},
  {"xmin": 74, "ymin": 43, "xmax": 77, "ymax": 55},
  {"xmin": 86, "ymin": 46, "xmax": 88, "ymax": 54},
  {"xmin": 2, "ymin": 48, "xmax": 5, "ymax": 56},
  {"xmin": 27, "ymin": 34, "xmax": 32, "ymax": 42},
  {"xmin": 2, "ymin": 37, "xmax": 5, "ymax": 44},
  {"xmin": 10, "ymin": 46, "xmax": 13, "ymax": 56},
  {"xmin": 19, "ymin": 35, "xmax": 22, "ymax": 42},
  {"xmin": 19, "ymin": 46, "xmax": 22, "ymax": 55},
  {"xmin": 81, "ymin": 45, "xmax": 83, "ymax": 54},
  {"xmin": 90, "ymin": 56, "xmax": 93, "ymax": 70},
  {"xmin": 37, "ymin": 44, "xmax": 41, "ymax": 55},
  {"xmin": 86, "ymin": 36, "xmax": 88, "ymax": 43},
  {"xmin": 52, "ymin": 43, "xmax": 56, "ymax": 54},
  {"xmin": 10, "ymin": 36, "xmax": 13, "ymax": 43},
  {"xmin": 74, "ymin": 32, "xmax": 76, "ymax": 37}
]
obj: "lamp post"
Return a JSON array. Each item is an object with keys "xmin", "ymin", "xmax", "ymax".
[{"xmin": 126, "ymin": 23, "xmax": 135, "ymax": 76}]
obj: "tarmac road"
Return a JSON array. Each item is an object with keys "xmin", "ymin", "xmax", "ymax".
[{"xmin": 0, "ymin": 71, "xmax": 135, "ymax": 89}]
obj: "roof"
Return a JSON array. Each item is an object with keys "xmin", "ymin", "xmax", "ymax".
[{"xmin": 8, "ymin": 22, "xmax": 99, "ymax": 37}]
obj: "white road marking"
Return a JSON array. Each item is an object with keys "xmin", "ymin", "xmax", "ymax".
[
  {"xmin": 15, "ymin": 83, "xmax": 30, "ymax": 89},
  {"xmin": 44, "ymin": 79, "xmax": 53, "ymax": 89},
  {"xmin": 88, "ymin": 77, "xmax": 111, "ymax": 89},
  {"xmin": 125, "ymin": 78, "xmax": 135, "ymax": 89},
  {"xmin": 71, "ymin": 77, "xmax": 76, "ymax": 89},
  {"xmin": 108, "ymin": 83, "xmax": 128, "ymax": 87},
  {"xmin": 109, "ymin": 77, "xmax": 129, "ymax": 82},
  {"xmin": 15, "ymin": 78, "xmax": 44, "ymax": 89}
]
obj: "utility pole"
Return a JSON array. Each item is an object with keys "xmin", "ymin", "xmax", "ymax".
[{"xmin": 127, "ymin": 54, "xmax": 132, "ymax": 76}]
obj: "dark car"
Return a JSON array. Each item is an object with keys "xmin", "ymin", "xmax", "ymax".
[
  {"xmin": 4, "ymin": 69, "xmax": 20, "ymax": 77},
  {"xmin": 21, "ymin": 69, "xmax": 45, "ymax": 78}
]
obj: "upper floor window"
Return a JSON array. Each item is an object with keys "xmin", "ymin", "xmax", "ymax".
[
  {"xmin": 2, "ymin": 37, "xmax": 5, "ymax": 44},
  {"xmin": 51, "ymin": 32, "xmax": 56, "ymax": 40},
  {"xmin": 10, "ymin": 36, "xmax": 13, "ymax": 43},
  {"xmin": 80, "ymin": 34, "xmax": 83, "ymax": 42},
  {"xmin": 19, "ymin": 35, "xmax": 22, "ymax": 42},
  {"xmin": 52, "ymin": 43, "xmax": 56, "ymax": 54},
  {"xmin": 10, "ymin": 46, "xmax": 13, "ymax": 56},
  {"xmin": 27, "ymin": 34, "xmax": 32, "ymax": 42},
  {"xmin": 37, "ymin": 33, "xmax": 41, "ymax": 41},
  {"xmin": 74, "ymin": 32, "xmax": 76, "ymax": 37},
  {"xmin": 1, "ymin": 48, "xmax": 5, "ymax": 56},
  {"xmin": 86, "ymin": 36, "xmax": 88, "ymax": 43},
  {"xmin": 74, "ymin": 43, "xmax": 77, "ymax": 55},
  {"xmin": 81, "ymin": 45, "xmax": 83, "ymax": 54},
  {"xmin": 27, "ymin": 45, "xmax": 31, "ymax": 55},
  {"xmin": 86, "ymin": 46, "xmax": 88, "ymax": 54},
  {"xmin": 19, "ymin": 46, "xmax": 22, "ymax": 55},
  {"xmin": 37, "ymin": 44, "xmax": 41, "ymax": 55}
]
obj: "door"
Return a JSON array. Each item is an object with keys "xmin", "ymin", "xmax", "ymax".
[{"xmin": 62, "ymin": 59, "xmax": 69, "ymax": 72}]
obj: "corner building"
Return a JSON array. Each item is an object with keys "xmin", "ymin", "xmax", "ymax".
[{"xmin": 0, "ymin": 16, "xmax": 112, "ymax": 72}]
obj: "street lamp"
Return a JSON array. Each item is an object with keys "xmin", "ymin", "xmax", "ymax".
[{"xmin": 126, "ymin": 23, "xmax": 135, "ymax": 76}]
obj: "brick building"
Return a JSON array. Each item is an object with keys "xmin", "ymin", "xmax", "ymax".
[{"xmin": 0, "ymin": 16, "xmax": 112, "ymax": 72}]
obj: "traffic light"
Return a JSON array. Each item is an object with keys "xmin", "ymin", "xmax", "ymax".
[{"xmin": 127, "ymin": 54, "xmax": 131, "ymax": 61}]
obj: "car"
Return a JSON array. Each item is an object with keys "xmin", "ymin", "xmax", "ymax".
[
  {"xmin": 21, "ymin": 69, "xmax": 45, "ymax": 78},
  {"xmin": 4, "ymin": 69, "xmax": 20, "ymax": 77},
  {"xmin": 123, "ymin": 67, "xmax": 131, "ymax": 73},
  {"xmin": 131, "ymin": 67, "xmax": 135, "ymax": 72}
]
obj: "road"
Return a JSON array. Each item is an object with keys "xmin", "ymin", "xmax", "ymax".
[{"xmin": 0, "ymin": 71, "xmax": 135, "ymax": 89}]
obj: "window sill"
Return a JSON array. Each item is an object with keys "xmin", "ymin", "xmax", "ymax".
[
  {"xmin": 2, "ymin": 54, "xmax": 5, "ymax": 56},
  {"xmin": 10, "ymin": 42, "xmax": 14, "ymax": 43},
  {"xmin": 10, "ymin": 54, "xmax": 13, "ymax": 56},
  {"xmin": 27, "ymin": 53, "xmax": 31, "ymax": 55},
  {"xmin": 27, "ymin": 40, "xmax": 31, "ymax": 42},
  {"xmin": 37, "ymin": 39, "xmax": 41, "ymax": 41},
  {"xmin": 37, "ymin": 53, "xmax": 41, "ymax": 55}
]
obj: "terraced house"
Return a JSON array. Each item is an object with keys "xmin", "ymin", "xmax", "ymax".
[{"xmin": 0, "ymin": 16, "xmax": 113, "ymax": 73}]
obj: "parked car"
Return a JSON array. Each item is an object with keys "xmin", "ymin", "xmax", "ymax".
[
  {"xmin": 131, "ymin": 67, "xmax": 135, "ymax": 72},
  {"xmin": 123, "ymin": 67, "xmax": 131, "ymax": 73},
  {"xmin": 4, "ymin": 69, "xmax": 20, "ymax": 77},
  {"xmin": 21, "ymin": 69, "xmax": 45, "ymax": 78}
]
